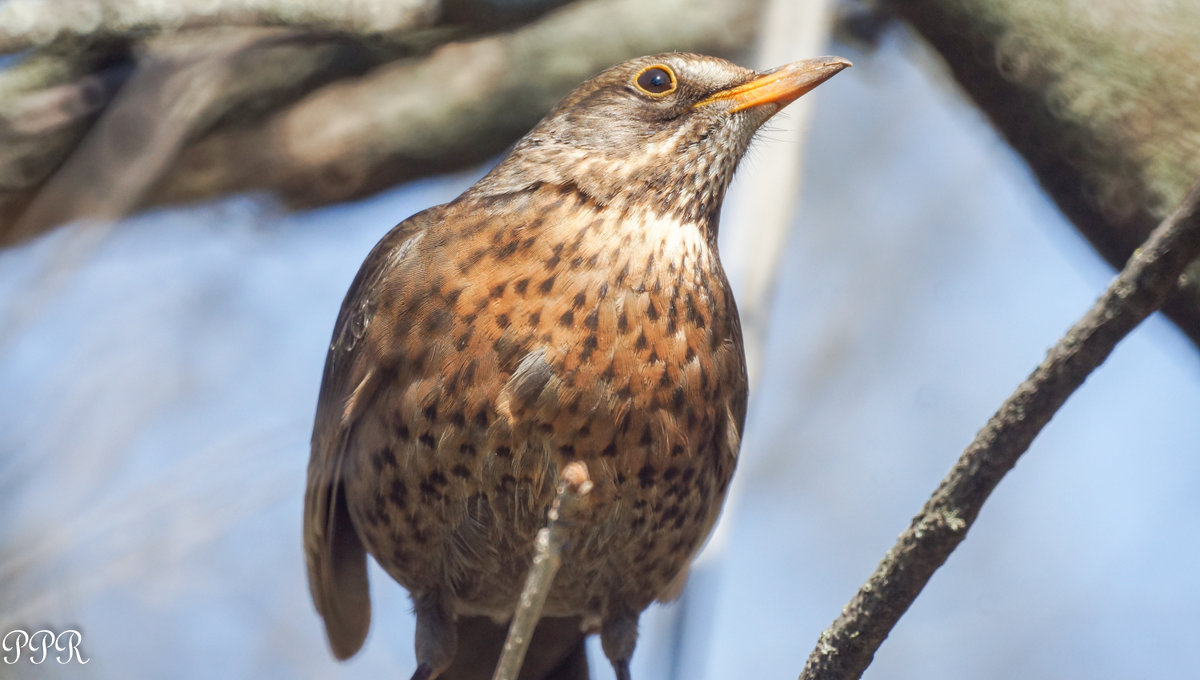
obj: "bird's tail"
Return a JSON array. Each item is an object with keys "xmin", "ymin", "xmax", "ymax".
[{"xmin": 438, "ymin": 615, "xmax": 589, "ymax": 680}]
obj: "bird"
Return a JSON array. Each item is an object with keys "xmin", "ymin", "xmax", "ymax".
[{"xmin": 304, "ymin": 51, "xmax": 849, "ymax": 680}]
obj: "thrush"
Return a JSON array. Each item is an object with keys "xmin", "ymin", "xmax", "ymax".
[{"xmin": 304, "ymin": 52, "xmax": 849, "ymax": 680}]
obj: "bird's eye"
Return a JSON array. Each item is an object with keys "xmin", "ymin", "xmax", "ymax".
[{"xmin": 634, "ymin": 65, "xmax": 676, "ymax": 96}]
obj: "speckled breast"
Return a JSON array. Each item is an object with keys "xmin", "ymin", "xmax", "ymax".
[{"xmin": 342, "ymin": 185, "xmax": 748, "ymax": 620}]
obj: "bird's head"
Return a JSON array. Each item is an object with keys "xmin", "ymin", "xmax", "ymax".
[{"xmin": 474, "ymin": 52, "xmax": 850, "ymax": 228}]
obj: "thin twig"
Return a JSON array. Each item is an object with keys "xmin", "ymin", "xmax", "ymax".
[
  {"xmin": 493, "ymin": 462, "xmax": 593, "ymax": 680},
  {"xmin": 799, "ymin": 177, "xmax": 1200, "ymax": 680}
]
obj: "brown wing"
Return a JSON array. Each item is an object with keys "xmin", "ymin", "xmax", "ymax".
[{"xmin": 303, "ymin": 207, "xmax": 439, "ymax": 659}]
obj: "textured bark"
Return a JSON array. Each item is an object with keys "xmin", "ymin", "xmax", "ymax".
[
  {"xmin": 890, "ymin": 0, "xmax": 1200, "ymax": 348},
  {"xmin": 798, "ymin": 177, "xmax": 1200, "ymax": 679},
  {"xmin": 0, "ymin": 0, "xmax": 760, "ymax": 246}
]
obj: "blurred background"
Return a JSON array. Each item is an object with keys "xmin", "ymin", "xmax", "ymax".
[{"xmin": 2, "ymin": 0, "xmax": 1199, "ymax": 678}]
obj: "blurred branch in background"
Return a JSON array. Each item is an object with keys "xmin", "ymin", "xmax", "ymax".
[
  {"xmin": 0, "ymin": 0, "xmax": 760, "ymax": 247},
  {"xmin": 799, "ymin": 177, "xmax": 1200, "ymax": 679},
  {"xmin": 885, "ymin": 0, "xmax": 1200, "ymax": 349}
]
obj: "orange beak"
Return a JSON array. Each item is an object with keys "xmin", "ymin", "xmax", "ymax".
[{"xmin": 694, "ymin": 56, "xmax": 851, "ymax": 113}]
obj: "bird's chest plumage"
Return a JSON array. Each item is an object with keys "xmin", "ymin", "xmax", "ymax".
[{"xmin": 344, "ymin": 187, "xmax": 748, "ymax": 618}]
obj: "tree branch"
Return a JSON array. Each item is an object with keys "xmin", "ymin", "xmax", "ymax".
[
  {"xmin": 799, "ymin": 177, "xmax": 1200, "ymax": 680},
  {"xmin": 890, "ymin": 0, "xmax": 1200, "ymax": 350},
  {"xmin": 493, "ymin": 462, "xmax": 592, "ymax": 680},
  {"xmin": 0, "ymin": 0, "xmax": 760, "ymax": 245},
  {"xmin": 0, "ymin": 0, "xmax": 441, "ymax": 54}
]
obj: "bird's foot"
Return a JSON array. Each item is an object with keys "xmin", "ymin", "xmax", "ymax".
[{"xmin": 601, "ymin": 610, "xmax": 639, "ymax": 680}]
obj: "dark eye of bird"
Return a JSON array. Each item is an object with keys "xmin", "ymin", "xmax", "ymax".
[{"xmin": 635, "ymin": 66, "xmax": 675, "ymax": 95}]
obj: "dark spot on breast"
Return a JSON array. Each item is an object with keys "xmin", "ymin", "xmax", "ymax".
[
  {"xmin": 499, "ymin": 474, "xmax": 517, "ymax": 493},
  {"xmin": 617, "ymin": 311, "xmax": 629, "ymax": 334},
  {"xmin": 514, "ymin": 277, "xmax": 531, "ymax": 295},
  {"xmin": 444, "ymin": 288, "xmax": 463, "ymax": 305},
  {"xmin": 616, "ymin": 262, "xmax": 630, "ymax": 286},
  {"xmin": 670, "ymin": 444, "xmax": 685, "ymax": 457},
  {"xmin": 419, "ymin": 433, "xmax": 436, "ymax": 448},
  {"xmin": 600, "ymin": 362, "xmax": 616, "ymax": 381},
  {"xmin": 460, "ymin": 247, "xmax": 488, "ymax": 274},
  {"xmin": 539, "ymin": 276, "xmax": 557, "ymax": 294},
  {"xmin": 388, "ymin": 479, "xmax": 407, "ymax": 508},
  {"xmin": 451, "ymin": 465, "xmax": 471, "ymax": 479},
  {"xmin": 424, "ymin": 307, "xmax": 451, "ymax": 333},
  {"xmin": 497, "ymin": 239, "xmax": 519, "ymax": 259},
  {"xmin": 460, "ymin": 443, "xmax": 477, "ymax": 457},
  {"xmin": 529, "ymin": 311, "xmax": 541, "ymax": 326},
  {"xmin": 419, "ymin": 480, "xmax": 442, "ymax": 500},
  {"xmin": 671, "ymin": 387, "xmax": 685, "ymax": 410},
  {"xmin": 635, "ymin": 331, "xmax": 648, "ymax": 351},
  {"xmin": 570, "ymin": 256, "xmax": 584, "ymax": 270},
  {"xmin": 475, "ymin": 408, "xmax": 489, "ymax": 428},
  {"xmin": 685, "ymin": 346, "xmax": 696, "ymax": 362},
  {"xmin": 496, "ymin": 314, "xmax": 510, "ymax": 330},
  {"xmin": 394, "ymin": 421, "xmax": 411, "ymax": 441},
  {"xmin": 640, "ymin": 425, "xmax": 654, "ymax": 446},
  {"xmin": 456, "ymin": 330, "xmax": 472, "ymax": 351},
  {"xmin": 584, "ymin": 309, "xmax": 599, "ymax": 330},
  {"xmin": 559, "ymin": 444, "xmax": 575, "ymax": 457},
  {"xmin": 495, "ymin": 445, "xmax": 512, "ymax": 458},
  {"xmin": 427, "ymin": 471, "xmax": 448, "ymax": 488},
  {"xmin": 572, "ymin": 292, "xmax": 587, "ymax": 308},
  {"xmin": 450, "ymin": 411, "xmax": 466, "ymax": 428},
  {"xmin": 598, "ymin": 282, "xmax": 610, "ymax": 298},
  {"xmin": 638, "ymin": 462, "xmax": 657, "ymax": 489},
  {"xmin": 424, "ymin": 405, "xmax": 438, "ymax": 422},
  {"xmin": 491, "ymin": 282, "xmax": 507, "ymax": 298},
  {"xmin": 646, "ymin": 302, "xmax": 659, "ymax": 321},
  {"xmin": 602, "ymin": 442, "xmax": 617, "ymax": 457},
  {"xmin": 580, "ymin": 335, "xmax": 598, "ymax": 362},
  {"xmin": 559, "ymin": 310, "xmax": 574, "ymax": 327}
]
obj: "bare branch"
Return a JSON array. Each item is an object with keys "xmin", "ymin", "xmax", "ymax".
[
  {"xmin": 0, "ymin": 0, "xmax": 441, "ymax": 54},
  {"xmin": 799, "ymin": 177, "xmax": 1200, "ymax": 680},
  {"xmin": 0, "ymin": 0, "xmax": 760, "ymax": 245},
  {"xmin": 493, "ymin": 462, "xmax": 593, "ymax": 680},
  {"xmin": 151, "ymin": 0, "xmax": 759, "ymax": 210}
]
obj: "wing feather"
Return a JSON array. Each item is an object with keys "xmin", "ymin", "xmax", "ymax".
[{"xmin": 303, "ymin": 209, "xmax": 437, "ymax": 658}]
